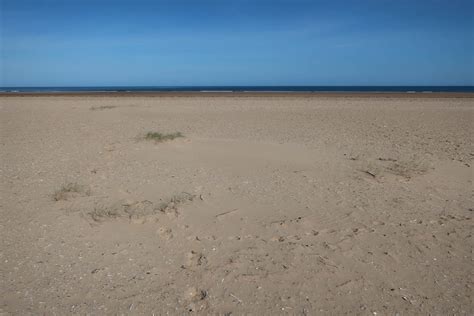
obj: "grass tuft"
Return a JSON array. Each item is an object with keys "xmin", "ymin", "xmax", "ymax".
[
  {"xmin": 87, "ymin": 193, "xmax": 195, "ymax": 222},
  {"xmin": 144, "ymin": 131, "xmax": 184, "ymax": 142},
  {"xmin": 90, "ymin": 105, "xmax": 117, "ymax": 111},
  {"xmin": 88, "ymin": 205, "xmax": 121, "ymax": 221},
  {"xmin": 53, "ymin": 182, "xmax": 91, "ymax": 201}
]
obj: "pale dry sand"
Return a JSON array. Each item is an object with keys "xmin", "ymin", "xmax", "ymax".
[{"xmin": 0, "ymin": 95, "xmax": 472, "ymax": 315}]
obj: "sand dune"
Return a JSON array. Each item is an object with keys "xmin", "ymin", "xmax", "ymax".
[{"xmin": 1, "ymin": 95, "xmax": 472, "ymax": 314}]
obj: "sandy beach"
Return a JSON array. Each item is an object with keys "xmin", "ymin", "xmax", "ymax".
[{"xmin": 1, "ymin": 95, "xmax": 472, "ymax": 314}]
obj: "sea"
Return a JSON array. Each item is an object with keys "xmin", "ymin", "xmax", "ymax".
[{"xmin": 1, "ymin": 86, "xmax": 473, "ymax": 93}]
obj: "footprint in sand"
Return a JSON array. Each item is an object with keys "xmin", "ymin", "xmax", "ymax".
[
  {"xmin": 183, "ymin": 250, "xmax": 207, "ymax": 269},
  {"xmin": 156, "ymin": 227, "xmax": 173, "ymax": 240}
]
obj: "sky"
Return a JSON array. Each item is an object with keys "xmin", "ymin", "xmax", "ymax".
[{"xmin": 0, "ymin": 0, "xmax": 473, "ymax": 86}]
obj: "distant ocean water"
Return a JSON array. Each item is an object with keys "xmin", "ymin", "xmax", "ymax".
[{"xmin": 1, "ymin": 86, "xmax": 473, "ymax": 93}]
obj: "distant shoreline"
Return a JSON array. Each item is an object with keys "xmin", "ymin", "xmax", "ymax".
[
  {"xmin": 1, "ymin": 91, "xmax": 473, "ymax": 98},
  {"xmin": 1, "ymin": 86, "xmax": 473, "ymax": 95}
]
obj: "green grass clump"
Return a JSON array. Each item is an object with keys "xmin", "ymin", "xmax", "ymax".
[
  {"xmin": 144, "ymin": 131, "xmax": 184, "ymax": 142},
  {"xmin": 90, "ymin": 105, "xmax": 117, "ymax": 111}
]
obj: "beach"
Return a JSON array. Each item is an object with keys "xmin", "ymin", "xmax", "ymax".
[{"xmin": 1, "ymin": 94, "xmax": 472, "ymax": 314}]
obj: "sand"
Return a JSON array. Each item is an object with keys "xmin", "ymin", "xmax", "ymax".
[{"xmin": 0, "ymin": 95, "xmax": 472, "ymax": 315}]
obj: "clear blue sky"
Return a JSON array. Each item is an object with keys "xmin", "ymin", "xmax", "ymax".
[{"xmin": 1, "ymin": 0, "xmax": 473, "ymax": 86}]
